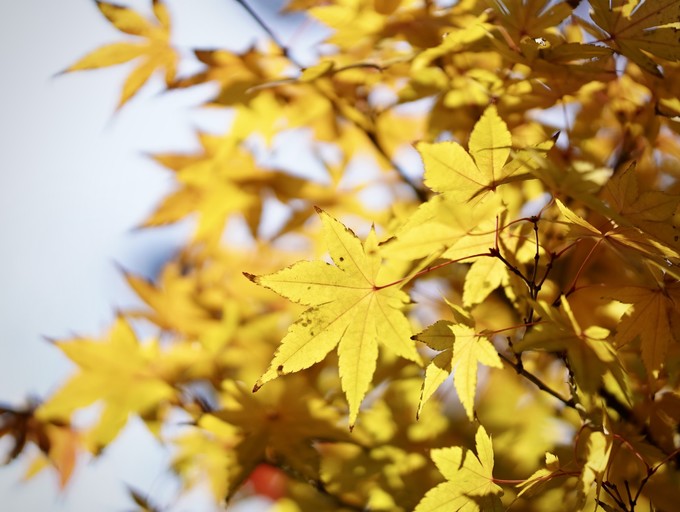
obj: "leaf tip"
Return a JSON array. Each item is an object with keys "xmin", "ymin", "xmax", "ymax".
[
  {"xmin": 243, "ymin": 272, "xmax": 259, "ymax": 283},
  {"xmin": 52, "ymin": 68, "xmax": 70, "ymax": 79},
  {"xmin": 113, "ymin": 260, "xmax": 131, "ymax": 276},
  {"xmin": 42, "ymin": 335, "xmax": 58, "ymax": 345}
]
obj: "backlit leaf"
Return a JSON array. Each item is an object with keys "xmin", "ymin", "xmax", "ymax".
[
  {"xmin": 415, "ymin": 426, "xmax": 503, "ymax": 512},
  {"xmin": 35, "ymin": 318, "xmax": 175, "ymax": 450},
  {"xmin": 247, "ymin": 209, "xmax": 421, "ymax": 428},
  {"xmin": 416, "ymin": 323, "xmax": 502, "ymax": 420},
  {"xmin": 610, "ymin": 280, "xmax": 680, "ymax": 377},
  {"xmin": 590, "ymin": 0, "xmax": 680, "ymax": 77},
  {"xmin": 65, "ymin": 0, "xmax": 177, "ymax": 108}
]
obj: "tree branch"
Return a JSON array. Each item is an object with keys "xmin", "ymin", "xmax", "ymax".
[
  {"xmin": 233, "ymin": 0, "xmax": 291, "ymax": 59},
  {"xmin": 498, "ymin": 351, "xmax": 576, "ymax": 409},
  {"xmin": 233, "ymin": 0, "xmax": 428, "ymax": 201}
]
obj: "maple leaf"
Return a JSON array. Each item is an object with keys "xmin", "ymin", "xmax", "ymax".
[
  {"xmin": 146, "ymin": 129, "xmax": 315, "ymax": 240},
  {"xmin": 380, "ymin": 193, "xmax": 503, "ymax": 262},
  {"xmin": 0, "ymin": 403, "xmax": 79, "ymax": 487},
  {"xmin": 418, "ymin": 106, "xmax": 554, "ymax": 202},
  {"xmin": 603, "ymin": 163, "xmax": 680, "ymax": 252},
  {"xmin": 200, "ymin": 377, "xmax": 354, "ymax": 500},
  {"xmin": 513, "ymin": 296, "xmax": 628, "ymax": 399},
  {"xmin": 307, "ymin": 1, "xmax": 387, "ymax": 49},
  {"xmin": 589, "ymin": 0, "xmax": 680, "ymax": 77},
  {"xmin": 124, "ymin": 265, "xmax": 222, "ymax": 338},
  {"xmin": 146, "ymin": 122, "xmax": 374, "ymax": 242},
  {"xmin": 361, "ymin": 377, "xmax": 451, "ymax": 446},
  {"xmin": 555, "ymin": 199, "xmax": 680, "ymax": 278},
  {"xmin": 414, "ymin": 426, "xmax": 503, "ymax": 512},
  {"xmin": 320, "ymin": 442, "xmax": 431, "ymax": 511},
  {"xmin": 610, "ymin": 279, "xmax": 680, "ymax": 377},
  {"xmin": 246, "ymin": 209, "xmax": 421, "ymax": 428},
  {"xmin": 171, "ymin": 413, "xmax": 240, "ymax": 501},
  {"xmin": 65, "ymin": 0, "xmax": 177, "ymax": 108},
  {"xmin": 578, "ymin": 429, "xmax": 612, "ymax": 507},
  {"xmin": 463, "ymin": 256, "xmax": 507, "ymax": 308},
  {"xmin": 35, "ymin": 317, "xmax": 176, "ymax": 451},
  {"xmin": 415, "ymin": 316, "xmax": 503, "ymax": 420},
  {"xmin": 175, "ymin": 375, "xmax": 352, "ymax": 501},
  {"xmin": 169, "ymin": 46, "xmax": 289, "ymax": 106},
  {"xmin": 418, "ymin": 106, "xmax": 514, "ymax": 202},
  {"xmin": 491, "ymin": 0, "xmax": 575, "ymax": 43}
]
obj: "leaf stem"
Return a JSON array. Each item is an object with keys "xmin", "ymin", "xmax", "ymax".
[
  {"xmin": 632, "ymin": 446, "xmax": 680, "ymax": 508},
  {"xmin": 601, "ymin": 481, "xmax": 628, "ymax": 511},
  {"xmin": 490, "ymin": 246, "xmax": 532, "ymax": 290},
  {"xmin": 484, "ymin": 320, "xmax": 544, "ymax": 337},
  {"xmin": 374, "ymin": 252, "xmax": 491, "ymax": 290},
  {"xmin": 552, "ymin": 238, "xmax": 602, "ymax": 307}
]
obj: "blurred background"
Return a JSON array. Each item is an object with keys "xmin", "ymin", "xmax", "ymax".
[{"xmin": 0, "ymin": 0, "xmax": 306, "ymax": 509}]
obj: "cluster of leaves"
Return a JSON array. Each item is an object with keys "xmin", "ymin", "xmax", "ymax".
[{"xmin": 4, "ymin": 0, "xmax": 680, "ymax": 510}]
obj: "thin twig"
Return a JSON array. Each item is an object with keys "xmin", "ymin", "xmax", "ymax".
[
  {"xmin": 233, "ymin": 0, "xmax": 291, "ymax": 59},
  {"xmin": 632, "ymin": 446, "xmax": 680, "ymax": 507},
  {"xmin": 601, "ymin": 482, "xmax": 628, "ymax": 511},
  {"xmin": 498, "ymin": 352, "xmax": 576, "ymax": 409},
  {"xmin": 234, "ymin": 0, "xmax": 427, "ymax": 201}
]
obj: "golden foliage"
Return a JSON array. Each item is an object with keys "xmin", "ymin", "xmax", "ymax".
[{"xmin": 4, "ymin": 0, "xmax": 680, "ymax": 510}]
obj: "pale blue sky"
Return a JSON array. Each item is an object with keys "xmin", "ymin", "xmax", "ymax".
[{"xmin": 0, "ymin": 1, "xmax": 301, "ymax": 510}]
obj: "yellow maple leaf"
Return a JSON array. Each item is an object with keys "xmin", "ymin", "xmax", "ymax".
[
  {"xmin": 555, "ymin": 199, "xmax": 680, "ymax": 277},
  {"xmin": 145, "ymin": 131, "xmax": 286, "ymax": 241},
  {"xmin": 463, "ymin": 256, "xmax": 507, "ymax": 308},
  {"xmin": 246, "ymin": 209, "xmax": 422, "ymax": 428},
  {"xmin": 218, "ymin": 377, "xmax": 354, "ymax": 497},
  {"xmin": 610, "ymin": 280, "xmax": 680, "ymax": 377},
  {"xmin": 146, "ymin": 126, "xmax": 363, "ymax": 242},
  {"xmin": 578, "ymin": 429, "xmax": 612, "ymax": 507},
  {"xmin": 513, "ymin": 296, "xmax": 629, "ymax": 400},
  {"xmin": 124, "ymin": 265, "xmax": 221, "ymax": 338},
  {"xmin": 418, "ymin": 105, "xmax": 551, "ymax": 203},
  {"xmin": 35, "ymin": 317, "xmax": 176, "ymax": 451},
  {"xmin": 589, "ymin": 0, "xmax": 680, "ymax": 77},
  {"xmin": 603, "ymin": 163, "xmax": 680, "ymax": 252},
  {"xmin": 491, "ymin": 0, "xmax": 575, "ymax": 43},
  {"xmin": 414, "ymin": 425, "xmax": 503, "ymax": 512},
  {"xmin": 173, "ymin": 376, "xmax": 354, "ymax": 501},
  {"xmin": 380, "ymin": 193, "xmax": 503, "ymax": 261},
  {"xmin": 65, "ymin": 0, "xmax": 177, "ymax": 108},
  {"xmin": 320, "ymin": 442, "xmax": 430, "ymax": 511},
  {"xmin": 169, "ymin": 46, "xmax": 289, "ymax": 106},
  {"xmin": 171, "ymin": 413, "xmax": 240, "ymax": 501},
  {"xmin": 308, "ymin": 1, "xmax": 386, "ymax": 49},
  {"xmin": 416, "ymin": 322, "xmax": 502, "ymax": 421},
  {"xmin": 419, "ymin": 106, "xmax": 512, "ymax": 202}
]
